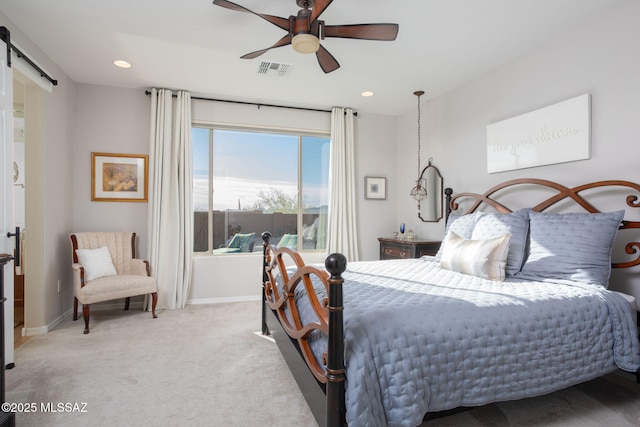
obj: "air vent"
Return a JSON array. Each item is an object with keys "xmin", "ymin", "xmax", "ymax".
[{"xmin": 257, "ymin": 61, "xmax": 292, "ymax": 77}]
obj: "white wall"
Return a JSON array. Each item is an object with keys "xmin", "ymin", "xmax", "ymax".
[
  {"xmin": 398, "ymin": 0, "xmax": 640, "ymax": 299},
  {"xmin": 353, "ymin": 112, "xmax": 398, "ymax": 261},
  {"xmin": 72, "ymin": 86, "xmax": 150, "ymax": 255}
]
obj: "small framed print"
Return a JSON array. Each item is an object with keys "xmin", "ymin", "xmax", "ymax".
[
  {"xmin": 91, "ymin": 152, "xmax": 148, "ymax": 202},
  {"xmin": 365, "ymin": 176, "xmax": 386, "ymax": 200}
]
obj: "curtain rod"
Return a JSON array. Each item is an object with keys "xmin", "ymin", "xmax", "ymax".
[
  {"xmin": 144, "ymin": 90, "xmax": 357, "ymax": 116},
  {"xmin": 0, "ymin": 26, "xmax": 58, "ymax": 86}
]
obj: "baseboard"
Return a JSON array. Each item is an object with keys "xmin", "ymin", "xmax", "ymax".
[
  {"xmin": 186, "ymin": 295, "xmax": 261, "ymax": 305},
  {"xmin": 23, "ymin": 307, "xmax": 74, "ymax": 336}
]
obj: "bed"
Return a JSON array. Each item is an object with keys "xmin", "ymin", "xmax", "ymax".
[{"xmin": 260, "ymin": 178, "xmax": 640, "ymax": 427}]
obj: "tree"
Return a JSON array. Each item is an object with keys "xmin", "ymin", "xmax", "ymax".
[{"xmin": 246, "ymin": 188, "xmax": 306, "ymax": 212}]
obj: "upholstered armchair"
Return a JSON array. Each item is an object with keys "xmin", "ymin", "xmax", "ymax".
[{"xmin": 70, "ymin": 232, "xmax": 158, "ymax": 334}]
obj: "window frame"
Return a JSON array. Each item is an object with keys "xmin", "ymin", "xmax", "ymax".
[{"xmin": 192, "ymin": 122, "xmax": 330, "ymax": 255}]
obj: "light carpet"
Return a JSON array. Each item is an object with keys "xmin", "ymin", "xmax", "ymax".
[{"xmin": 5, "ymin": 301, "xmax": 640, "ymax": 426}]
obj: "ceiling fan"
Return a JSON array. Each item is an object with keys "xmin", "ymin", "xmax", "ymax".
[{"xmin": 212, "ymin": 0, "xmax": 399, "ymax": 73}]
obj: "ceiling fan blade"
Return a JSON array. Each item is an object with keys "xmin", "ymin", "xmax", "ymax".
[
  {"xmin": 309, "ymin": 0, "xmax": 334, "ymax": 23},
  {"xmin": 316, "ymin": 45, "xmax": 340, "ymax": 74},
  {"xmin": 240, "ymin": 35, "xmax": 292, "ymax": 59},
  {"xmin": 324, "ymin": 23, "xmax": 399, "ymax": 41},
  {"xmin": 212, "ymin": 0, "xmax": 290, "ymax": 31}
]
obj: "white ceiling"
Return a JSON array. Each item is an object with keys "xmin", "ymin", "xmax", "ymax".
[{"xmin": 0, "ymin": 0, "xmax": 620, "ymax": 116}]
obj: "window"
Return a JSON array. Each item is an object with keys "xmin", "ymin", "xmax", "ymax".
[{"xmin": 192, "ymin": 126, "xmax": 330, "ymax": 254}]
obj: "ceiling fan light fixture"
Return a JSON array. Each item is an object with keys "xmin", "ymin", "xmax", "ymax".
[
  {"xmin": 291, "ymin": 33, "xmax": 320, "ymax": 54},
  {"xmin": 113, "ymin": 59, "xmax": 132, "ymax": 69},
  {"xmin": 213, "ymin": 0, "xmax": 399, "ymax": 73}
]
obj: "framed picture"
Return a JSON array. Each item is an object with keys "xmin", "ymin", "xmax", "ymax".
[
  {"xmin": 91, "ymin": 152, "xmax": 148, "ymax": 202},
  {"xmin": 365, "ymin": 176, "xmax": 386, "ymax": 200}
]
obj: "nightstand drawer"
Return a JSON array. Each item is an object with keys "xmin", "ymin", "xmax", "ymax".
[{"xmin": 382, "ymin": 246, "xmax": 411, "ymax": 259}]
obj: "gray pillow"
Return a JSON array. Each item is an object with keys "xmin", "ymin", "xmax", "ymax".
[
  {"xmin": 517, "ymin": 210, "xmax": 624, "ymax": 286},
  {"xmin": 471, "ymin": 208, "xmax": 530, "ymax": 277},
  {"xmin": 435, "ymin": 212, "xmax": 477, "ymax": 259}
]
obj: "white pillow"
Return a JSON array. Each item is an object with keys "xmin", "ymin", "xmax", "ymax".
[
  {"xmin": 439, "ymin": 231, "xmax": 512, "ymax": 281},
  {"xmin": 75, "ymin": 246, "xmax": 118, "ymax": 281}
]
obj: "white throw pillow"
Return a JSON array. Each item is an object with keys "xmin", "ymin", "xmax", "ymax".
[
  {"xmin": 75, "ymin": 246, "xmax": 118, "ymax": 281},
  {"xmin": 439, "ymin": 231, "xmax": 511, "ymax": 281}
]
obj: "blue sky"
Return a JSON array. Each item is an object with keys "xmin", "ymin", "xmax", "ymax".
[{"xmin": 192, "ymin": 127, "xmax": 329, "ymax": 210}]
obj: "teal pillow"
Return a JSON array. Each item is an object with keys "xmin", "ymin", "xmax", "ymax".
[
  {"xmin": 227, "ymin": 232, "xmax": 255, "ymax": 251},
  {"xmin": 278, "ymin": 234, "xmax": 298, "ymax": 249}
]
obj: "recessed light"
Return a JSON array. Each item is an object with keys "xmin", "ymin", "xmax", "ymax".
[
  {"xmin": 361, "ymin": 91, "xmax": 374, "ymax": 97},
  {"xmin": 113, "ymin": 60, "xmax": 132, "ymax": 69}
]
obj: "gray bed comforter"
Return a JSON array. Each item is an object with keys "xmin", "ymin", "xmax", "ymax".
[{"xmin": 285, "ymin": 256, "xmax": 640, "ymax": 427}]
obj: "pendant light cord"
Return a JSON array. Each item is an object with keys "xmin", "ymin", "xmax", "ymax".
[
  {"xmin": 409, "ymin": 90, "xmax": 427, "ymax": 202},
  {"xmin": 416, "ymin": 92, "xmax": 421, "ymax": 177},
  {"xmin": 414, "ymin": 90, "xmax": 425, "ymax": 179}
]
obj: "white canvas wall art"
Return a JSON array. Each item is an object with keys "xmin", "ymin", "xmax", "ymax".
[{"xmin": 486, "ymin": 94, "xmax": 590, "ymax": 173}]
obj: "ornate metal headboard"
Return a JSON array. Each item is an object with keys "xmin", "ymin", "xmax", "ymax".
[{"xmin": 444, "ymin": 178, "xmax": 640, "ymax": 269}]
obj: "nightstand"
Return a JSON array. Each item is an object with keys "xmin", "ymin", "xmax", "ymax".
[{"xmin": 378, "ymin": 237, "xmax": 441, "ymax": 260}]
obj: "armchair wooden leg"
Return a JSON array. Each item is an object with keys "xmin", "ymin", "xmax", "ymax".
[
  {"xmin": 73, "ymin": 297, "xmax": 79, "ymax": 321},
  {"xmin": 151, "ymin": 292, "xmax": 158, "ymax": 319},
  {"xmin": 124, "ymin": 297, "xmax": 131, "ymax": 311},
  {"xmin": 82, "ymin": 304, "xmax": 90, "ymax": 334}
]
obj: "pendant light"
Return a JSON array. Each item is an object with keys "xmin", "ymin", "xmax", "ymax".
[{"xmin": 409, "ymin": 90, "xmax": 427, "ymax": 201}]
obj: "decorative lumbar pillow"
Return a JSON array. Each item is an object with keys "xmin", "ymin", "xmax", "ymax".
[
  {"xmin": 472, "ymin": 208, "xmax": 530, "ymax": 277},
  {"xmin": 434, "ymin": 212, "xmax": 477, "ymax": 259},
  {"xmin": 517, "ymin": 210, "xmax": 624, "ymax": 286},
  {"xmin": 75, "ymin": 246, "xmax": 118, "ymax": 282},
  {"xmin": 439, "ymin": 231, "xmax": 512, "ymax": 281}
]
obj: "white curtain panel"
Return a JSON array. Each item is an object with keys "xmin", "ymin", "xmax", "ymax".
[
  {"xmin": 328, "ymin": 107, "xmax": 360, "ymax": 261},
  {"xmin": 147, "ymin": 89, "xmax": 194, "ymax": 309}
]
